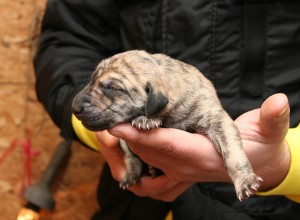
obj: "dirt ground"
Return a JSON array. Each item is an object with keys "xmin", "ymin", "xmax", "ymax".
[{"xmin": 0, "ymin": 1, "xmax": 104, "ymax": 219}]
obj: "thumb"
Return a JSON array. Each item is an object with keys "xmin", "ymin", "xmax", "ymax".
[
  {"xmin": 95, "ymin": 130, "xmax": 120, "ymax": 148},
  {"xmin": 108, "ymin": 123, "xmax": 139, "ymax": 140},
  {"xmin": 260, "ymin": 93, "xmax": 290, "ymax": 141}
]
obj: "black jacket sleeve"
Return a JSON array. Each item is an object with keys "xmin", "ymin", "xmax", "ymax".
[{"xmin": 34, "ymin": 0, "xmax": 121, "ymax": 141}]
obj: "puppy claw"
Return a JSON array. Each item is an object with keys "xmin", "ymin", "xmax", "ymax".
[
  {"xmin": 257, "ymin": 177, "xmax": 263, "ymax": 182},
  {"xmin": 245, "ymin": 190, "xmax": 250, "ymax": 198},
  {"xmin": 251, "ymin": 184, "xmax": 259, "ymax": 191},
  {"xmin": 235, "ymin": 174, "xmax": 263, "ymax": 201},
  {"xmin": 132, "ymin": 116, "xmax": 162, "ymax": 130},
  {"xmin": 119, "ymin": 172, "xmax": 140, "ymax": 190},
  {"xmin": 119, "ymin": 183, "xmax": 126, "ymax": 190},
  {"xmin": 238, "ymin": 195, "xmax": 242, "ymax": 202}
]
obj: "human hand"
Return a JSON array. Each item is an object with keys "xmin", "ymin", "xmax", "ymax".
[
  {"xmin": 94, "ymin": 130, "xmax": 127, "ymax": 182},
  {"xmin": 106, "ymin": 126, "xmax": 228, "ymax": 201},
  {"xmin": 106, "ymin": 93, "xmax": 291, "ymax": 201},
  {"xmin": 235, "ymin": 93, "xmax": 290, "ymax": 191},
  {"xmin": 96, "ymin": 129, "xmax": 220, "ymax": 201}
]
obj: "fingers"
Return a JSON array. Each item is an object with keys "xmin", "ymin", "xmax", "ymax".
[
  {"xmin": 128, "ymin": 175, "xmax": 193, "ymax": 202},
  {"xmin": 97, "ymin": 129, "xmax": 195, "ymax": 201},
  {"xmin": 95, "ymin": 130, "xmax": 119, "ymax": 148},
  {"xmin": 260, "ymin": 93, "xmax": 290, "ymax": 140},
  {"xmin": 257, "ymin": 93, "xmax": 291, "ymax": 191},
  {"xmin": 108, "ymin": 124, "xmax": 213, "ymax": 159},
  {"xmin": 108, "ymin": 125, "xmax": 223, "ymax": 177},
  {"xmin": 95, "ymin": 130, "xmax": 125, "ymax": 181},
  {"xmin": 108, "ymin": 125, "xmax": 181, "ymax": 162},
  {"xmin": 108, "ymin": 123, "xmax": 169, "ymax": 149}
]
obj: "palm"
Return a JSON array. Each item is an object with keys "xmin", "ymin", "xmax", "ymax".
[{"xmin": 233, "ymin": 94, "xmax": 290, "ymax": 191}]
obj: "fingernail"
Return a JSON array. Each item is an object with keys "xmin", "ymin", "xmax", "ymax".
[
  {"xmin": 275, "ymin": 105, "xmax": 290, "ymax": 129},
  {"xmin": 277, "ymin": 106, "xmax": 289, "ymax": 118}
]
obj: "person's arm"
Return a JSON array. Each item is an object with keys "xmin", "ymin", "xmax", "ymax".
[
  {"xmin": 34, "ymin": 0, "xmax": 120, "ymax": 141},
  {"xmin": 73, "ymin": 92, "xmax": 300, "ymax": 202},
  {"xmin": 72, "ymin": 117, "xmax": 300, "ymax": 201},
  {"xmin": 96, "ymin": 93, "xmax": 299, "ymax": 202}
]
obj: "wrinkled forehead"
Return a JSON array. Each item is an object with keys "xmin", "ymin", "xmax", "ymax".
[
  {"xmin": 90, "ymin": 57, "xmax": 116, "ymax": 82},
  {"xmin": 93, "ymin": 56, "xmax": 154, "ymax": 80}
]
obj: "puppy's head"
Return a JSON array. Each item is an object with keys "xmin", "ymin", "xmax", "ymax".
[{"xmin": 72, "ymin": 50, "xmax": 169, "ymax": 131}]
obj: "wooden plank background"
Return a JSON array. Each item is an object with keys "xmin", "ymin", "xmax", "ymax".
[{"xmin": 0, "ymin": 1, "xmax": 104, "ymax": 219}]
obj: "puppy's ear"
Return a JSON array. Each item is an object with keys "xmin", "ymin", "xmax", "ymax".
[{"xmin": 145, "ymin": 82, "xmax": 168, "ymax": 117}]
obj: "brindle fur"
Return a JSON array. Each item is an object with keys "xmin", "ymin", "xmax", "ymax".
[{"xmin": 72, "ymin": 50, "xmax": 262, "ymax": 201}]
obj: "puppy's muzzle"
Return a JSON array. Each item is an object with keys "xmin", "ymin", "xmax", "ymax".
[{"xmin": 72, "ymin": 92, "xmax": 93, "ymax": 119}]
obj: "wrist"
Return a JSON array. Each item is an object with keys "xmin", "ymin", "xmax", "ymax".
[
  {"xmin": 71, "ymin": 114, "xmax": 100, "ymax": 151},
  {"xmin": 257, "ymin": 125, "xmax": 300, "ymax": 200},
  {"xmin": 258, "ymin": 140, "xmax": 290, "ymax": 192}
]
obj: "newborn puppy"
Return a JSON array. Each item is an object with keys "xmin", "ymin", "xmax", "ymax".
[{"xmin": 72, "ymin": 50, "xmax": 262, "ymax": 201}]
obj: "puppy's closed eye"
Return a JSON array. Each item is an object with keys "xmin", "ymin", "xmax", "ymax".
[
  {"xmin": 100, "ymin": 80, "xmax": 126, "ymax": 99},
  {"xmin": 100, "ymin": 79, "xmax": 114, "ymax": 89}
]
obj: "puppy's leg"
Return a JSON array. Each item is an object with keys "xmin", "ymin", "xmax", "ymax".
[
  {"xmin": 119, "ymin": 139, "xmax": 143, "ymax": 189},
  {"xmin": 207, "ymin": 113, "xmax": 263, "ymax": 201},
  {"xmin": 131, "ymin": 116, "xmax": 163, "ymax": 177}
]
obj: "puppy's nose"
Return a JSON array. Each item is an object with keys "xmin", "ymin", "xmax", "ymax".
[{"xmin": 72, "ymin": 93, "xmax": 92, "ymax": 116}]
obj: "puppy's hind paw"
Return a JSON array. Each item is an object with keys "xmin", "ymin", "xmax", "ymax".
[
  {"xmin": 235, "ymin": 174, "xmax": 263, "ymax": 201},
  {"xmin": 132, "ymin": 116, "xmax": 162, "ymax": 130},
  {"xmin": 119, "ymin": 172, "xmax": 140, "ymax": 190}
]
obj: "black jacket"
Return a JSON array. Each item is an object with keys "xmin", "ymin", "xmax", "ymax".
[{"xmin": 34, "ymin": 0, "xmax": 300, "ymax": 219}]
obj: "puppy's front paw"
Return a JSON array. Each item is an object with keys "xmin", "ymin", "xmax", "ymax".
[
  {"xmin": 235, "ymin": 173, "xmax": 263, "ymax": 201},
  {"xmin": 132, "ymin": 116, "xmax": 162, "ymax": 130}
]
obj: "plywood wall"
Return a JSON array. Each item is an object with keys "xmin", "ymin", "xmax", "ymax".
[{"xmin": 0, "ymin": 1, "xmax": 104, "ymax": 219}]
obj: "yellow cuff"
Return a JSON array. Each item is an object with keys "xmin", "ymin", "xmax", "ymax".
[
  {"xmin": 165, "ymin": 211, "xmax": 172, "ymax": 220},
  {"xmin": 258, "ymin": 124, "xmax": 300, "ymax": 202},
  {"xmin": 71, "ymin": 114, "xmax": 100, "ymax": 151}
]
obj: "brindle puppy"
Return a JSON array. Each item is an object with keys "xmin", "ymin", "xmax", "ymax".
[{"xmin": 72, "ymin": 50, "xmax": 262, "ymax": 201}]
